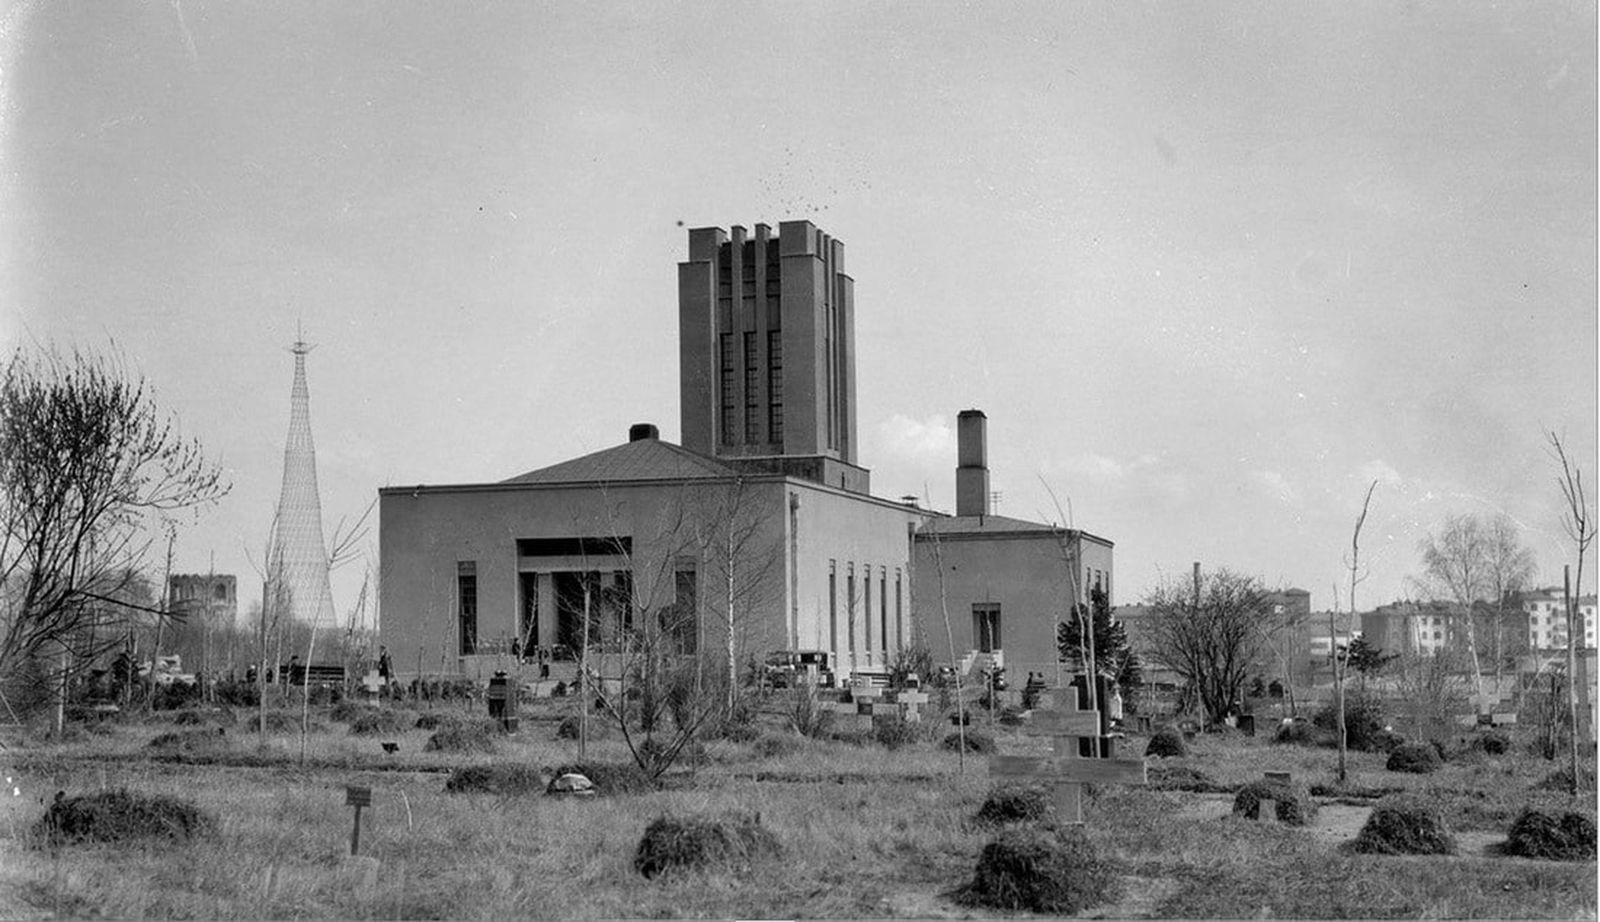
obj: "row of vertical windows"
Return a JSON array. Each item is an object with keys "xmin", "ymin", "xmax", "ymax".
[
  {"xmin": 767, "ymin": 331, "xmax": 783, "ymax": 443},
  {"xmin": 743, "ymin": 331, "xmax": 760, "ymax": 443},
  {"xmin": 719, "ymin": 333, "xmax": 735, "ymax": 445},
  {"xmin": 826, "ymin": 560, "xmax": 904, "ymax": 663}
]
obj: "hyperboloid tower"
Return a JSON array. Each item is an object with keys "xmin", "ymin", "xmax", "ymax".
[{"xmin": 264, "ymin": 335, "xmax": 337, "ymax": 630}]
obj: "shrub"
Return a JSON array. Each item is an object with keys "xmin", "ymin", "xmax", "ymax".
[
  {"xmin": 329, "ymin": 700, "xmax": 369, "ymax": 723},
  {"xmin": 1503, "ymin": 809, "xmax": 1597, "ymax": 861},
  {"xmin": 146, "ymin": 729, "xmax": 228, "ymax": 754},
  {"xmin": 1147, "ymin": 765, "xmax": 1228, "ymax": 793},
  {"xmin": 347, "ymin": 708, "xmax": 414, "ymax": 736},
  {"xmin": 1386, "ymin": 742, "xmax": 1442, "ymax": 774},
  {"xmin": 550, "ymin": 761, "xmax": 654, "ymax": 796},
  {"xmin": 753, "ymin": 733, "xmax": 804, "ymax": 759},
  {"xmin": 31, "ymin": 789, "xmax": 216, "ymax": 847},
  {"xmin": 1312, "ymin": 691, "xmax": 1387, "ymax": 752},
  {"xmin": 555, "ymin": 715, "xmax": 606, "ymax": 740},
  {"xmin": 444, "ymin": 764, "xmax": 546, "ymax": 796},
  {"xmin": 1350, "ymin": 796, "xmax": 1456, "ymax": 855},
  {"xmin": 633, "ymin": 812, "xmax": 780, "ymax": 878},
  {"xmin": 1273, "ymin": 720, "xmax": 1316, "ymax": 746},
  {"xmin": 955, "ymin": 825, "xmax": 1117, "ymax": 914},
  {"xmin": 1145, "ymin": 728, "xmax": 1187, "ymax": 758},
  {"xmin": 1474, "ymin": 731, "xmax": 1511, "ymax": 756},
  {"xmin": 424, "ymin": 723, "xmax": 498, "ymax": 754},
  {"xmin": 942, "ymin": 730, "xmax": 996, "ymax": 754},
  {"xmin": 1533, "ymin": 765, "xmax": 1598, "ymax": 792},
  {"xmin": 1231, "ymin": 779, "xmax": 1318, "ymax": 826},
  {"xmin": 974, "ymin": 785, "xmax": 1051, "ymax": 826},
  {"xmin": 873, "ymin": 716, "xmax": 920, "ymax": 750}
]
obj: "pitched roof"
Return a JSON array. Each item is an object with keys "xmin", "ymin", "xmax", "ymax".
[{"xmin": 500, "ymin": 438, "xmax": 739, "ymax": 485}]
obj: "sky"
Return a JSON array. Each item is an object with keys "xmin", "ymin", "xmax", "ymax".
[{"xmin": 2, "ymin": 1, "xmax": 1595, "ymax": 625}]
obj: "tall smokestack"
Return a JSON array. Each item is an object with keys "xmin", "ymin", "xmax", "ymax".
[{"xmin": 956, "ymin": 409, "xmax": 988, "ymax": 517}]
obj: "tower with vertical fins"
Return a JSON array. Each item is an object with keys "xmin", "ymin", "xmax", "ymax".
[{"xmin": 264, "ymin": 336, "xmax": 336, "ymax": 629}]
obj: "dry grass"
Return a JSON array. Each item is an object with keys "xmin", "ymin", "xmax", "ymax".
[{"xmin": 0, "ymin": 704, "xmax": 1593, "ymax": 919}]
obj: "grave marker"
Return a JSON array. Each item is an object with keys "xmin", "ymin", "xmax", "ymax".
[
  {"xmin": 990, "ymin": 685, "xmax": 1146, "ymax": 824},
  {"xmin": 345, "ymin": 785, "xmax": 371, "ymax": 855}
]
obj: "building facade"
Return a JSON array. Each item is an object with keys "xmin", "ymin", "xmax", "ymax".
[{"xmin": 379, "ymin": 221, "xmax": 1112, "ymax": 683}]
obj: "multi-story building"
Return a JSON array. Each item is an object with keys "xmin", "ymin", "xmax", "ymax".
[
  {"xmin": 379, "ymin": 221, "xmax": 1113, "ymax": 683},
  {"xmin": 1520, "ymin": 588, "xmax": 1597, "ymax": 651}
]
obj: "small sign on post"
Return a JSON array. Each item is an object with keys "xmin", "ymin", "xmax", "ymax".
[
  {"xmin": 990, "ymin": 685, "xmax": 1146, "ymax": 824},
  {"xmin": 345, "ymin": 785, "xmax": 372, "ymax": 855}
]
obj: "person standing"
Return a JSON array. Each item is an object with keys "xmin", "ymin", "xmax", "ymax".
[{"xmin": 378, "ymin": 646, "xmax": 393, "ymax": 689}]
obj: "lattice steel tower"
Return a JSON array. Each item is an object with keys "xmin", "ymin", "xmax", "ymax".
[{"xmin": 264, "ymin": 335, "xmax": 336, "ymax": 628}]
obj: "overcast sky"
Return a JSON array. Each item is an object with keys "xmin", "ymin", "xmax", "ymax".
[{"xmin": 2, "ymin": 1, "xmax": 1595, "ymax": 623}]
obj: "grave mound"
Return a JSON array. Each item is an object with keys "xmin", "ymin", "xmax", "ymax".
[
  {"xmin": 633, "ymin": 812, "xmax": 780, "ymax": 878},
  {"xmin": 955, "ymin": 824, "xmax": 1117, "ymax": 914},
  {"xmin": 347, "ymin": 708, "xmax": 414, "ymax": 736},
  {"xmin": 146, "ymin": 728, "xmax": 229, "ymax": 755},
  {"xmin": 31, "ymin": 789, "xmax": 216, "ymax": 847},
  {"xmin": 1147, "ymin": 764, "xmax": 1226, "ymax": 793},
  {"xmin": 1145, "ymin": 728, "xmax": 1188, "ymax": 758},
  {"xmin": 172, "ymin": 708, "xmax": 234, "ymax": 727},
  {"xmin": 549, "ymin": 761, "xmax": 654, "ymax": 795},
  {"xmin": 555, "ymin": 715, "xmax": 607, "ymax": 740},
  {"xmin": 424, "ymin": 722, "xmax": 498, "ymax": 754},
  {"xmin": 1503, "ymin": 809, "xmax": 1597, "ymax": 861},
  {"xmin": 1349, "ymin": 795, "xmax": 1456, "ymax": 855},
  {"xmin": 443, "ymin": 764, "xmax": 547, "ymax": 796},
  {"xmin": 1385, "ymin": 742, "xmax": 1442, "ymax": 774},
  {"xmin": 1472, "ymin": 731, "xmax": 1511, "ymax": 756},
  {"xmin": 942, "ymin": 730, "xmax": 996, "ymax": 754},
  {"xmin": 753, "ymin": 733, "xmax": 805, "ymax": 759},
  {"xmin": 974, "ymin": 784, "xmax": 1052, "ymax": 826},
  {"xmin": 1231, "ymin": 778, "xmax": 1317, "ymax": 825},
  {"xmin": 244, "ymin": 710, "xmax": 324, "ymax": 734}
]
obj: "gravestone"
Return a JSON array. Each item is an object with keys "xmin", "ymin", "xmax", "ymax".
[{"xmin": 990, "ymin": 685, "xmax": 1147, "ymax": 824}]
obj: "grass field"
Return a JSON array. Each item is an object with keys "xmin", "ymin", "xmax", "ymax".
[{"xmin": 1, "ymin": 697, "xmax": 1594, "ymax": 919}]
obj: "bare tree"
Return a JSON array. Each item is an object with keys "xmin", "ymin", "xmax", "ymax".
[
  {"xmin": 1548, "ymin": 430, "xmax": 1595, "ymax": 794},
  {"xmin": 1415, "ymin": 515, "xmax": 1496, "ymax": 716},
  {"xmin": 1146, "ymin": 567, "xmax": 1271, "ymax": 726},
  {"xmin": 1482, "ymin": 514, "xmax": 1537, "ymax": 700},
  {"xmin": 1334, "ymin": 481, "xmax": 1376, "ymax": 783},
  {"xmin": 0, "ymin": 346, "xmax": 228, "ymax": 721}
]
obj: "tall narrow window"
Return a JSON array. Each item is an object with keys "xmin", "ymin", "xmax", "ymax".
[
  {"xmin": 828, "ymin": 561, "xmax": 838, "ymax": 656},
  {"xmin": 719, "ymin": 333, "xmax": 735, "ymax": 445},
  {"xmin": 767, "ymin": 330, "xmax": 783, "ymax": 443},
  {"xmin": 972, "ymin": 603, "xmax": 1001, "ymax": 654},
  {"xmin": 457, "ymin": 561, "xmax": 478, "ymax": 656},
  {"xmin": 743, "ymin": 331, "xmax": 759, "ymax": 443},
  {"xmin": 846, "ymin": 564, "xmax": 856, "ymax": 659},
  {"xmin": 894, "ymin": 569, "xmax": 903, "ymax": 653},
  {"xmin": 863, "ymin": 566, "xmax": 873, "ymax": 656},
  {"xmin": 666, "ymin": 567, "xmax": 697, "ymax": 655},
  {"xmin": 880, "ymin": 567, "xmax": 889, "ymax": 654}
]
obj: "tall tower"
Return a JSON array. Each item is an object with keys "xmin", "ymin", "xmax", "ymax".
[
  {"xmin": 678, "ymin": 220, "xmax": 868, "ymax": 492},
  {"xmin": 264, "ymin": 336, "xmax": 336, "ymax": 630}
]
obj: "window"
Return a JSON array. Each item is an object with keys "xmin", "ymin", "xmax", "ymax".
[
  {"xmin": 846, "ymin": 565, "xmax": 857, "ymax": 656},
  {"xmin": 894, "ymin": 569, "xmax": 903, "ymax": 650},
  {"xmin": 828, "ymin": 561, "xmax": 838, "ymax": 654},
  {"xmin": 767, "ymin": 331, "xmax": 783, "ymax": 442},
  {"xmin": 743, "ymin": 331, "xmax": 759, "ymax": 443},
  {"xmin": 863, "ymin": 567, "xmax": 873, "ymax": 654},
  {"xmin": 213, "ymin": 583, "xmax": 229, "ymax": 601},
  {"xmin": 457, "ymin": 561, "xmax": 478, "ymax": 656},
  {"xmin": 719, "ymin": 333, "xmax": 735, "ymax": 445},
  {"xmin": 880, "ymin": 567, "xmax": 889, "ymax": 654},
  {"xmin": 973, "ymin": 604, "xmax": 1001, "ymax": 653},
  {"xmin": 666, "ymin": 567, "xmax": 697, "ymax": 655}
]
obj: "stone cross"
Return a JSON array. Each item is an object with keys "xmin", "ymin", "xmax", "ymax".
[
  {"xmin": 990, "ymin": 685, "xmax": 1147, "ymax": 824},
  {"xmin": 896, "ymin": 690, "xmax": 930, "ymax": 723}
]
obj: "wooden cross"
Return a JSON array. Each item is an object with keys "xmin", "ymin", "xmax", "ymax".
[
  {"xmin": 896, "ymin": 690, "xmax": 930, "ymax": 723},
  {"xmin": 990, "ymin": 685, "xmax": 1146, "ymax": 824}
]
